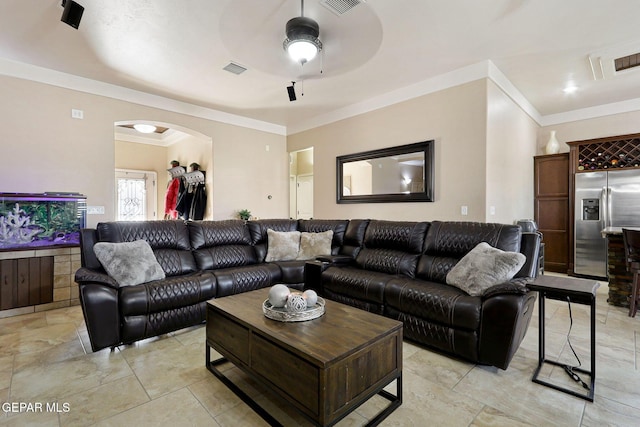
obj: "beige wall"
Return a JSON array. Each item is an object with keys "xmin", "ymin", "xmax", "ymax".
[
  {"xmin": 0, "ymin": 75, "xmax": 288, "ymax": 227},
  {"xmin": 486, "ymin": 80, "xmax": 538, "ymax": 223},
  {"xmin": 538, "ymin": 110, "xmax": 640, "ymax": 155},
  {"xmin": 211, "ymin": 127, "xmax": 288, "ymax": 220},
  {"xmin": 288, "ymin": 80, "xmax": 491, "ymax": 221}
]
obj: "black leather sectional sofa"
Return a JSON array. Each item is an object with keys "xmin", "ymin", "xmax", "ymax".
[{"xmin": 76, "ymin": 218, "xmax": 540, "ymax": 370}]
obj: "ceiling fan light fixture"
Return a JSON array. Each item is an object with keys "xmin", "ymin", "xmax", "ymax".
[
  {"xmin": 133, "ymin": 124, "xmax": 157, "ymax": 134},
  {"xmin": 283, "ymin": 16, "xmax": 322, "ymax": 64}
]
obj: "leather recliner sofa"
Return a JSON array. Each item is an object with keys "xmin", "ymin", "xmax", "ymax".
[
  {"xmin": 76, "ymin": 218, "xmax": 348, "ymax": 352},
  {"xmin": 76, "ymin": 218, "xmax": 539, "ymax": 370},
  {"xmin": 305, "ymin": 220, "xmax": 540, "ymax": 370}
]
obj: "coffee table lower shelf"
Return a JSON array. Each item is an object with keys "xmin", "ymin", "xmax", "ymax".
[{"xmin": 206, "ymin": 347, "xmax": 402, "ymax": 427}]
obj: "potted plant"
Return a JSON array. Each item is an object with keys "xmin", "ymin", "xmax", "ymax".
[{"xmin": 238, "ymin": 209, "xmax": 251, "ymax": 221}]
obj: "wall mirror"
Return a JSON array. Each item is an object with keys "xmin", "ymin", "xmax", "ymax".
[{"xmin": 337, "ymin": 141, "xmax": 434, "ymax": 203}]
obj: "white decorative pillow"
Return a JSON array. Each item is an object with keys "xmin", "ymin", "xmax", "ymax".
[
  {"xmin": 297, "ymin": 230, "xmax": 334, "ymax": 260},
  {"xmin": 94, "ymin": 240, "xmax": 165, "ymax": 287},
  {"xmin": 446, "ymin": 242, "xmax": 526, "ymax": 296},
  {"xmin": 265, "ymin": 229, "xmax": 301, "ymax": 262}
]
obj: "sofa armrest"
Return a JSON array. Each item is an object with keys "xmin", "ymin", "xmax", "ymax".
[
  {"xmin": 77, "ymin": 282, "xmax": 121, "ymax": 352},
  {"xmin": 75, "ymin": 267, "xmax": 120, "ymax": 289},
  {"xmin": 481, "ymin": 277, "xmax": 531, "ymax": 299},
  {"xmin": 315, "ymin": 254, "xmax": 354, "ymax": 265},
  {"xmin": 478, "ymin": 289, "xmax": 537, "ymax": 369},
  {"xmin": 304, "ymin": 260, "xmax": 332, "ymax": 295}
]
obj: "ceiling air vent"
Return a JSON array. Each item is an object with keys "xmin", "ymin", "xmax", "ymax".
[
  {"xmin": 614, "ymin": 53, "xmax": 640, "ymax": 72},
  {"xmin": 223, "ymin": 62, "xmax": 247, "ymax": 75},
  {"xmin": 320, "ymin": 0, "xmax": 361, "ymax": 16}
]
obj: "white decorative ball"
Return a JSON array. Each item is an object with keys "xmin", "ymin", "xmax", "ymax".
[
  {"xmin": 268, "ymin": 284, "xmax": 290, "ymax": 308},
  {"xmin": 303, "ymin": 290, "xmax": 318, "ymax": 307},
  {"xmin": 286, "ymin": 294, "xmax": 307, "ymax": 312}
]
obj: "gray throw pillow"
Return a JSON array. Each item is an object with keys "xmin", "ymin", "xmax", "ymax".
[
  {"xmin": 296, "ymin": 230, "xmax": 334, "ymax": 260},
  {"xmin": 94, "ymin": 240, "xmax": 165, "ymax": 287},
  {"xmin": 446, "ymin": 242, "xmax": 526, "ymax": 296},
  {"xmin": 265, "ymin": 229, "xmax": 301, "ymax": 262}
]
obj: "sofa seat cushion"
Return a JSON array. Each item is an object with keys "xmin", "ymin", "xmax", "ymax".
[
  {"xmin": 213, "ymin": 264, "xmax": 282, "ymax": 297},
  {"xmin": 270, "ymin": 260, "xmax": 305, "ymax": 284},
  {"xmin": 322, "ymin": 266, "xmax": 393, "ymax": 305},
  {"xmin": 120, "ymin": 272, "xmax": 216, "ymax": 316},
  {"xmin": 384, "ymin": 277, "xmax": 481, "ymax": 330}
]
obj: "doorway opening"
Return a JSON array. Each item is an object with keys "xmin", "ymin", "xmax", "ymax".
[
  {"xmin": 289, "ymin": 148, "xmax": 314, "ymax": 219},
  {"xmin": 115, "ymin": 169, "xmax": 157, "ymax": 221},
  {"xmin": 114, "ymin": 120, "xmax": 213, "ymax": 220}
]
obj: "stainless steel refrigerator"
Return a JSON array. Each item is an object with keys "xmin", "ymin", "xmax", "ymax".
[{"xmin": 575, "ymin": 169, "xmax": 640, "ymax": 277}]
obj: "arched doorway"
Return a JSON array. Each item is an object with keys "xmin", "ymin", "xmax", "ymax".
[{"xmin": 114, "ymin": 121, "xmax": 213, "ymax": 220}]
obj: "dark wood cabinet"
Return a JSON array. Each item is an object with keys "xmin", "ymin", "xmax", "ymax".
[
  {"xmin": 534, "ymin": 153, "xmax": 570, "ymax": 273},
  {"xmin": 0, "ymin": 256, "xmax": 53, "ymax": 310}
]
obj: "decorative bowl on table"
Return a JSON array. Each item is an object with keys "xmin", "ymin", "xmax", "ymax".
[{"xmin": 263, "ymin": 297, "xmax": 325, "ymax": 322}]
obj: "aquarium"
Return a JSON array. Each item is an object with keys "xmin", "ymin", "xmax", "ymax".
[{"xmin": 0, "ymin": 193, "xmax": 86, "ymax": 251}]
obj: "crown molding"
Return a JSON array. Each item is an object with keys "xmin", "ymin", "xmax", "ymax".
[
  {"xmin": 287, "ymin": 60, "xmax": 544, "ymax": 135},
  {"xmin": 0, "ymin": 57, "xmax": 286, "ymax": 136},
  {"xmin": 4, "ymin": 57, "xmax": 640, "ymax": 136},
  {"xmin": 540, "ymin": 97, "xmax": 640, "ymax": 126}
]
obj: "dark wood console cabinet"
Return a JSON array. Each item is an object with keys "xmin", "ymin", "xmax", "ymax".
[
  {"xmin": 0, "ymin": 256, "xmax": 53, "ymax": 310},
  {"xmin": 534, "ymin": 153, "xmax": 570, "ymax": 273}
]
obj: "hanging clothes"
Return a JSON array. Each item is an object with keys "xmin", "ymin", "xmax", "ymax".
[
  {"xmin": 164, "ymin": 177, "xmax": 181, "ymax": 219},
  {"xmin": 189, "ymin": 172, "xmax": 207, "ymax": 220},
  {"xmin": 176, "ymin": 169, "xmax": 207, "ymax": 220}
]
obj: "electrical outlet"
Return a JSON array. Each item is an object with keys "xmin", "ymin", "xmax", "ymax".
[
  {"xmin": 87, "ymin": 206, "xmax": 105, "ymax": 215},
  {"xmin": 490, "ymin": 206, "xmax": 496, "ymax": 215},
  {"xmin": 461, "ymin": 206, "xmax": 468, "ymax": 216},
  {"xmin": 71, "ymin": 109, "xmax": 83, "ymax": 119}
]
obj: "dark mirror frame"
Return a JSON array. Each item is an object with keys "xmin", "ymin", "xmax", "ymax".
[{"xmin": 336, "ymin": 140, "xmax": 434, "ymax": 204}]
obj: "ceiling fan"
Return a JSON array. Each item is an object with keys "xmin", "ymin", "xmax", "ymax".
[{"xmin": 283, "ymin": 0, "xmax": 323, "ymax": 65}]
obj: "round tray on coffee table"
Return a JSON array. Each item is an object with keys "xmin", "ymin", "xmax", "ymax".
[{"xmin": 262, "ymin": 297, "xmax": 325, "ymax": 322}]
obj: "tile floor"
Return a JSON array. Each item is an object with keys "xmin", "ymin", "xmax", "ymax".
[{"xmin": 1, "ymin": 276, "xmax": 639, "ymax": 426}]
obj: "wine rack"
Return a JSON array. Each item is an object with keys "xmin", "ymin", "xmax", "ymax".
[{"xmin": 577, "ymin": 136, "xmax": 640, "ymax": 171}]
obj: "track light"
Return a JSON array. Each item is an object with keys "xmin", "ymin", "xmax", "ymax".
[
  {"xmin": 287, "ymin": 82, "xmax": 297, "ymax": 102},
  {"xmin": 61, "ymin": 0, "xmax": 84, "ymax": 29}
]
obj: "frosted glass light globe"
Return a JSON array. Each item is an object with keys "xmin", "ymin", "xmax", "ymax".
[{"xmin": 287, "ymin": 40, "xmax": 318, "ymax": 63}]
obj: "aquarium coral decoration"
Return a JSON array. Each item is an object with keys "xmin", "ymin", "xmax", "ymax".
[{"xmin": 0, "ymin": 204, "xmax": 44, "ymax": 244}]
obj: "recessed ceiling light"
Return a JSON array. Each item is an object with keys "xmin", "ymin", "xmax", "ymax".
[
  {"xmin": 563, "ymin": 85, "xmax": 579, "ymax": 94},
  {"xmin": 133, "ymin": 124, "xmax": 157, "ymax": 133}
]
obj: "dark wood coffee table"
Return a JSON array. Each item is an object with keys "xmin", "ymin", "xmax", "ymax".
[{"xmin": 205, "ymin": 288, "xmax": 403, "ymax": 427}]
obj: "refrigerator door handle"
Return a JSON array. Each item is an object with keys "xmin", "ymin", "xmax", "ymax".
[{"xmin": 603, "ymin": 186, "xmax": 612, "ymax": 229}]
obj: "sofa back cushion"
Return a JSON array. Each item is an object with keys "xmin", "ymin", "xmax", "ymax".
[
  {"xmin": 247, "ymin": 219, "xmax": 299, "ymax": 262},
  {"xmin": 96, "ymin": 221, "xmax": 196, "ymax": 277},
  {"xmin": 355, "ymin": 220, "xmax": 429, "ymax": 278},
  {"xmin": 298, "ymin": 219, "xmax": 349, "ymax": 255},
  {"xmin": 340, "ymin": 219, "xmax": 369, "ymax": 259},
  {"xmin": 189, "ymin": 220, "xmax": 257, "ymax": 270},
  {"xmin": 417, "ymin": 221, "xmax": 522, "ymax": 283}
]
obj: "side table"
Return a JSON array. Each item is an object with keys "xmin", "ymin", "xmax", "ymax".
[{"xmin": 526, "ymin": 275, "xmax": 599, "ymax": 402}]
